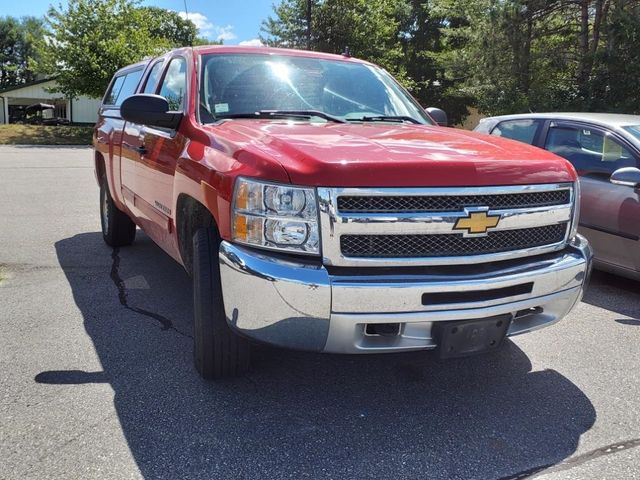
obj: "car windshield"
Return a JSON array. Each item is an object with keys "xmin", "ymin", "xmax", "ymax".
[
  {"xmin": 623, "ymin": 125, "xmax": 640, "ymax": 142},
  {"xmin": 198, "ymin": 53, "xmax": 433, "ymax": 125}
]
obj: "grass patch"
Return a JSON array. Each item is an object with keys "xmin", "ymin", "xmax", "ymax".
[{"xmin": 0, "ymin": 124, "xmax": 93, "ymax": 145}]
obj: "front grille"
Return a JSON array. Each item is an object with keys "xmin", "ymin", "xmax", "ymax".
[
  {"xmin": 340, "ymin": 223, "xmax": 567, "ymax": 258},
  {"xmin": 337, "ymin": 189, "xmax": 570, "ymax": 213}
]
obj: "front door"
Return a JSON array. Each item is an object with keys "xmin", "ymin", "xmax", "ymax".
[
  {"xmin": 543, "ymin": 122, "xmax": 640, "ymax": 274},
  {"xmin": 120, "ymin": 56, "xmax": 188, "ymax": 241}
]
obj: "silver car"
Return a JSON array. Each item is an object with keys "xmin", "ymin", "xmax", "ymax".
[{"xmin": 475, "ymin": 113, "xmax": 640, "ymax": 280}]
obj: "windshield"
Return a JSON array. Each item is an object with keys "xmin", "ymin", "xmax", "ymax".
[
  {"xmin": 198, "ymin": 53, "xmax": 433, "ymax": 124},
  {"xmin": 623, "ymin": 125, "xmax": 640, "ymax": 142}
]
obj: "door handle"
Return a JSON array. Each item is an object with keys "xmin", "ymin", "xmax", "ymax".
[{"xmin": 122, "ymin": 142, "xmax": 147, "ymax": 155}]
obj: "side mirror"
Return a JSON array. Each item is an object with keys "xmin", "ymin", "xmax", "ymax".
[
  {"xmin": 120, "ymin": 94, "xmax": 183, "ymax": 130},
  {"xmin": 426, "ymin": 107, "xmax": 448, "ymax": 127},
  {"xmin": 610, "ymin": 167, "xmax": 640, "ymax": 188}
]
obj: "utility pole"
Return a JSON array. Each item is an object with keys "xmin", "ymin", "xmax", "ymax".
[{"xmin": 306, "ymin": 0, "xmax": 312, "ymax": 50}]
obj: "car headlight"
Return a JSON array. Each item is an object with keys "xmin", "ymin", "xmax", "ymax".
[
  {"xmin": 569, "ymin": 180, "xmax": 581, "ymax": 239},
  {"xmin": 232, "ymin": 177, "xmax": 320, "ymax": 255}
]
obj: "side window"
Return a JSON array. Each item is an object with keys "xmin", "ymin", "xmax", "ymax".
[
  {"xmin": 158, "ymin": 57, "xmax": 187, "ymax": 111},
  {"xmin": 143, "ymin": 61, "xmax": 165, "ymax": 94},
  {"xmin": 545, "ymin": 125, "xmax": 637, "ymax": 175},
  {"xmin": 104, "ymin": 75, "xmax": 126, "ymax": 105},
  {"xmin": 491, "ymin": 119, "xmax": 541, "ymax": 145},
  {"xmin": 115, "ymin": 69, "xmax": 144, "ymax": 106},
  {"xmin": 103, "ymin": 69, "xmax": 143, "ymax": 106}
]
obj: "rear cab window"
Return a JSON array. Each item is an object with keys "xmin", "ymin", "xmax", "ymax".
[
  {"xmin": 98, "ymin": 64, "xmax": 146, "ymax": 151},
  {"xmin": 104, "ymin": 75, "xmax": 126, "ymax": 105},
  {"xmin": 102, "ymin": 68, "xmax": 145, "ymax": 107},
  {"xmin": 491, "ymin": 119, "xmax": 542, "ymax": 145}
]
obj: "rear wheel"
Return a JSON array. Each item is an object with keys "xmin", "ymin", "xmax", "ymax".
[
  {"xmin": 100, "ymin": 177, "xmax": 136, "ymax": 247},
  {"xmin": 193, "ymin": 227, "xmax": 250, "ymax": 379}
]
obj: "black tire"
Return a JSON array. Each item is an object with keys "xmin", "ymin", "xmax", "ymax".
[
  {"xmin": 193, "ymin": 227, "xmax": 250, "ymax": 379},
  {"xmin": 100, "ymin": 177, "xmax": 136, "ymax": 247}
]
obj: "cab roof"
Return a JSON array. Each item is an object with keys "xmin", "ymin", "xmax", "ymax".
[
  {"xmin": 192, "ymin": 45, "xmax": 372, "ymax": 65},
  {"xmin": 481, "ymin": 112, "xmax": 640, "ymax": 129}
]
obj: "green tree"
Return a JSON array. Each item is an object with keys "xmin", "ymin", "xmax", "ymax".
[
  {"xmin": 397, "ymin": 1, "xmax": 472, "ymax": 124},
  {"xmin": 0, "ymin": 16, "xmax": 45, "ymax": 89},
  {"xmin": 586, "ymin": 1, "xmax": 640, "ymax": 112},
  {"xmin": 261, "ymin": 0, "xmax": 313, "ymax": 49},
  {"xmin": 136, "ymin": 7, "xmax": 214, "ymax": 47},
  {"xmin": 36, "ymin": 0, "xmax": 205, "ymax": 99},
  {"xmin": 431, "ymin": 0, "xmax": 578, "ymax": 115},
  {"xmin": 433, "ymin": 0, "xmax": 640, "ymax": 115}
]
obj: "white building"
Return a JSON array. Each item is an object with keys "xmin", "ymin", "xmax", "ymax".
[{"xmin": 0, "ymin": 78, "xmax": 102, "ymax": 125}]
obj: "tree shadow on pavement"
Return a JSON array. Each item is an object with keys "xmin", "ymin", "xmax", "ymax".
[{"xmin": 44, "ymin": 232, "xmax": 596, "ymax": 480}]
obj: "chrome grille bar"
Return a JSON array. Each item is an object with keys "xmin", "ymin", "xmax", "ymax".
[
  {"xmin": 317, "ymin": 183, "xmax": 574, "ymax": 267},
  {"xmin": 337, "ymin": 189, "xmax": 570, "ymax": 213},
  {"xmin": 340, "ymin": 224, "xmax": 568, "ymax": 258}
]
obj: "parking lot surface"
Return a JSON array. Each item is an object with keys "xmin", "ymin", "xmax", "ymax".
[{"xmin": 1, "ymin": 146, "xmax": 639, "ymax": 479}]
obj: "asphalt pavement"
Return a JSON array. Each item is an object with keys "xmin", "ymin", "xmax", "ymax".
[{"xmin": 1, "ymin": 145, "xmax": 639, "ymax": 480}]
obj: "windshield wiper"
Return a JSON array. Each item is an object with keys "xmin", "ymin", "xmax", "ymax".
[
  {"xmin": 216, "ymin": 110, "xmax": 346, "ymax": 124},
  {"xmin": 347, "ymin": 115, "xmax": 422, "ymax": 124}
]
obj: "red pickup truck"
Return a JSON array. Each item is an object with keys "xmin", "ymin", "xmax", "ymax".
[{"xmin": 94, "ymin": 46, "xmax": 592, "ymax": 379}]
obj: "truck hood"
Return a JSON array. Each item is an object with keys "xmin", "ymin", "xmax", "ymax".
[{"xmin": 208, "ymin": 120, "xmax": 576, "ymax": 187}]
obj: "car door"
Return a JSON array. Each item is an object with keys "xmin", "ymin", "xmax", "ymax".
[
  {"xmin": 96, "ymin": 72, "xmax": 129, "ymax": 199},
  {"xmin": 120, "ymin": 55, "xmax": 188, "ymax": 241},
  {"xmin": 97, "ymin": 67, "xmax": 145, "ymax": 203},
  {"xmin": 120, "ymin": 59, "xmax": 165, "ymax": 212},
  {"xmin": 543, "ymin": 121, "xmax": 640, "ymax": 274}
]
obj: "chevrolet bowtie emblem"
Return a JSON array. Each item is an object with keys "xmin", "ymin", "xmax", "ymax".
[{"xmin": 453, "ymin": 211, "xmax": 501, "ymax": 235}]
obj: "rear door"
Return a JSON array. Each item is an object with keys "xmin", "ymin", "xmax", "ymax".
[
  {"xmin": 543, "ymin": 121, "xmax": 640, "ymax": 274},
  {"xmin": 96, "ymin": 66, "xmax": 144, "ymax": 205}
]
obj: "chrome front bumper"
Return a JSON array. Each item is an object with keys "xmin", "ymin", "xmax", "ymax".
[{"xmin": 219, "ymin": 235, "xmax": 592, "ymax": 354}]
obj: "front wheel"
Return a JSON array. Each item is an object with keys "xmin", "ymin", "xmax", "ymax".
[
  {"xmin": 100, "ymin": 177, "xmax": 136, "ymax": 247},
  {"xmin": 192, "ymin": 228, "xmax": 250, "ymax": 379}
]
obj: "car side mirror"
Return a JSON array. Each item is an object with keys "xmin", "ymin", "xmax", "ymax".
[
  {"xmin": 610, "ymin": 167, "xmax": 640, "ymax": 189},
  {"xmin": 426, "ymin": 107, "xmax": 448, "ymax": 127},
  {"xmin": 120, "ymin": 94, "xmax": 183, "ymax": 130}
]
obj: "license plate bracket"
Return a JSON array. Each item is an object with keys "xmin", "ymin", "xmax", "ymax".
[{"xmin": 433, "ymin": 314, "xmax": 512, "ymax": 359}]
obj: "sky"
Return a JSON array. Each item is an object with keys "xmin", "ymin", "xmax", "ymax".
[{"xmin": 2, "ymin": 0, "xmax": 276, "ymax": 45}]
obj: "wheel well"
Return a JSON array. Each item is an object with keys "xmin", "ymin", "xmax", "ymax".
[
  {"xmin": 95, "ymin": 152, "xmax": 106, "ymax": 184},
  {"xmin": 176, "ymin": 194, "xmax": 217, "ymax": 276}
]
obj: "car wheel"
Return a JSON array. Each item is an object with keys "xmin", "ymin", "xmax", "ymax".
[
  {"xmin": 192, "ymin": 227, "xmax": 250, "ymax": 379},
  {"xmin": 100, "ymin": 177, "xmax": 136, "ymax": 247}
]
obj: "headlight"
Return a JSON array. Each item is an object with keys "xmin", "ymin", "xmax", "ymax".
[
  {"xmin": 569, "ymin": 180, "xmax": 581, "ymax": 239},
  {"xmin": 232, "ymin": 177, "xmax": 320, "ymax": 255}
]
